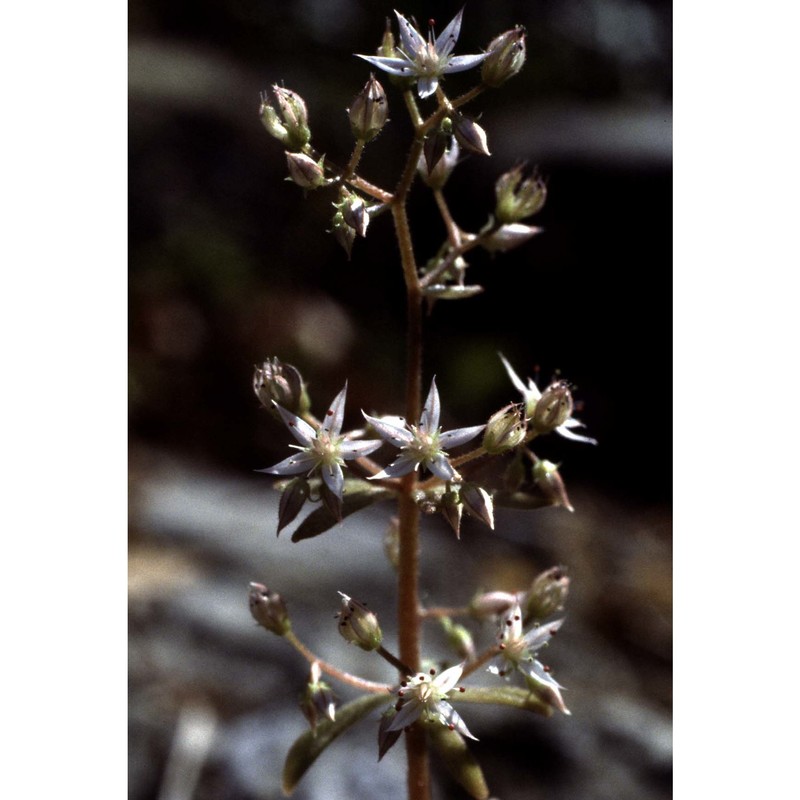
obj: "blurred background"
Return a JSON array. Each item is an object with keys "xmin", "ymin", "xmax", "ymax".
[{"xmin": 129, "ymin": 1, "xmax": 672, "ymax": 798}]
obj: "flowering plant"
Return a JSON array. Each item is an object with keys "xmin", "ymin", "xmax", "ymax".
[{"xmin": 250, "ymin": 9, "xmax": 596, "ymax": 800}]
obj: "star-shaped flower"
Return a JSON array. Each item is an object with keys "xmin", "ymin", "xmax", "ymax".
[
  {"xmin": 488, "ymin": 601, "xmax": 570, "ymax": 715},
  {"xmin": 363, "ymin": 378, "xmax": 485, "ymax": 481},
  {"xmin": 386, "ymin": 662, "xmax": 477, "ymax": 740},
  {"xmin": 499, "ymin": 354, "xmax": 597, "ymax": 445},
  {"xmin": 258, "ymin": 384, "xmax": 383, "ymax": 502},
  {"xmin": 356, "ymin": 9, "xmax": 488, "ymax": 99}
]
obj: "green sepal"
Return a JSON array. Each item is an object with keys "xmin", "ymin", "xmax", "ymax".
[
  {"xmin": 454, "ymin": 685, "xmax": 554, "ymax": 716},
  {"xmin": 427, "ymin": 724, "xmax": 490, "ymax": 800},
  {"xmin": 281, "ymin": 692, "xmax": 390, "ymax": 795},
  {"xmin": 291, "ymin": 480, "xmax": 392, "ymax": 542}
]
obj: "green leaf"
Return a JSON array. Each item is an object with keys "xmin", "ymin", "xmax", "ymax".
[
  {"xmin": 291, "ymin": 480, "xmax": 392, "ymax": 542},
  {"xmin": 282, "ymin": 692, "xmax": 390, "ymax": 795},
  {"xmin": 454, "ymin": 685, "xmax": 554, "ymax": 716},
  {"xmin": 427, "ymin": 724, "xmax": 490, "ymax": 800}
]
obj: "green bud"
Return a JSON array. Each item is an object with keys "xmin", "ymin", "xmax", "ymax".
[
  {"xmin": 330, "ymin": 210, "xmax": 356, "ymax": 259},
  {"xmin": 300, "ymin": 661, "xmax": 337, "ymax": 734},
  {"xmin": 532, "ymin": 380, "xmax": 574, "ymax": 433},
  {"xmin": 441, "ymin": 487, "xmax": 463, "ymax": 538},
  {"xmin": 349, "ymin": 75, "xmax": 388, "ymax": 142},
  {"xmin": 336, "ymin": 592, "xmax": 383, "ymax": 651},
  {"xmin": 531, "ymin": 458, "xmax": 574, "ymax": 512},
  {"xmin": 482, "ymin": 404, "xmax": 526, "ymax": 454},
  {"xmin": 461, "ymin": 483, "xmax": 495, "ymax": 530},
  {"xmin": 248, "ymin": 582, "xmax": 291, "ymax": 635},
  {"xmin": 253, "ymin": 357, "xmax": 310, "ymax": 416},
  {"xmin": 440, "ymin": 616, "xmax": 476, "ymax": 661},
  {"xmin": 418, "ymin": 136, "xmax": 459, "ymax": 189},
  {"xmin": 334, "ymin": 189, "xmax": 369, "ymax": 237},
  {"xmin": 452, "ymin": 114, "xmax": 491, "ymax": 156},
  {"xmin": 495, "ymin": 165, "xmax": 547, "ymax": 223},
  {"xmin": 259, "ymin": 85, "xmax": 311, "ymax": 152},
  {"xmin": 285, "ymin": 151, "xmax": 326, "ymax": 189},
  {"xmin": 523, "ymin": 566, "xmax": 570, "ymax": 624},
  {"xmin": 482, "ymin": 26, "xmax": 527, "ymax": 87}
]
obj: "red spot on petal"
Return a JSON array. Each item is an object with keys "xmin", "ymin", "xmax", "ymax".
[{"xmin": 327, "ymin": 410, "xmax": 334, "ymax": 416}]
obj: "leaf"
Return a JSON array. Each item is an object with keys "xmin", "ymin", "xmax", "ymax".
[
  {"xmin": 291, "ymin": 480, "xmax": 391, "ymax": 542},
  {"xmin": 281, "ymin": 692, "xmax": 390, "ymax": 795},
  {"xmin": 427, "ymin": 724, "xmax": 489, "ymax": 800},
  {"xmin": 454, "ymin": 685, "xmax": 554, "ymax": 716}
]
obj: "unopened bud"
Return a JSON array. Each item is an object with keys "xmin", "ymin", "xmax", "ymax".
[
  {"xmin": 248, "ymin": 582, "xmax": 291, "ymax": 635},
  {"xmin": 418, "ymin": 136, "xmax": 460, "ymax": 189},
  {"xmin": 441, "ymin": 487, "xmax": 463, "ymax": 538},
  {"xmin": 285, "ymin": 151, "xmax": 326, "ymax": 189},
  {"xmin": 259, "ymin": 86, "xmax": 311, "ymax": 152},
  {"xmin": 483, "ymin": 404, "xmax": 527, "ymax": 454},
  {"xmin": 330, "ymin": 210, "xmax": 356, "ymax": 259},
  {"xmin": 336, "ymin": 592, "xmax": 383, "ymax": 651},
  {"xmin": 440, "ymin": 616, "xmax": 476, "ymax": 660},
  {"xmin": 461, "ymin": 483, "xmax": 495, "ymax": 530},
  {"xmin": 531, "ymin": 458, "xmax": 574, "ymax": 512},
  {"xmin": 523, "ymin": 566, "xmax": 570, "ymax": 624},
  {"xmin": 495, "ymin": 165, "xmax": 547, "ymax": 223},
  {"xmin": 300, "ymin": 661, "xmax": 337, "ymax": 733},
  {"xmin": 469, "ymin": 590, "xmax": 518, "ymax": 619},
  {"xmin": 452, "ymin": 114, "xmax": 491, "ymax": 156},
  {"xmin": 532, "ymin": 381, "xmax": 574, "ymax": 433},
  {"xmin": 482, "ymin": 26, "xmax": 527, "ymax": 87},
  {"xmin": 482, "ymin": 223, "xmax": 543, "ymax": 253},
  {"xmin": 253, "ymin": 358, "xmax": 309, "ymax": 416},
  {"xmin": 349, "ymin": 75, "xmax": 388, "ymax": 142},
  {"xmin": 335, "ymin": 190, "xmax": 369, "ymax": 238}
]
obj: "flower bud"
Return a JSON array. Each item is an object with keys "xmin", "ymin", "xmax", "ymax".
[
  {"xmin": 418, "ymin": 136, "xmax": 459, "ymax": 189},
  {"xmin": 330, "ymin": 210, "xmax": 356, "ymax": 259},
  {"xmin": 482, "ymin": 223, "xmax": 543, "ymax": 253},
  {"xmin": 349, "ymin": 75, "xmax": 388, "ymax": 142},
  {"xmin": 531, "ymin": 458, "xmax": 574, "ymax": 512},
  {"xmin": 300, "ymin": 661, "xmax": 337, "ymax": 733},
  {"xmin": 253, "ymin": 358, "xmax": 310, "ymax": 416},
  {"xmin": 461, "ymin": 483, "xmax": 495, "ymax": 530},
  {"xmin": 452, "ymin": 114, "xmax": 491, "ymax": 156},
  {"xmin": 468, "ymin": 590, "xmax": 517, "ymax": 620},
  {"xmin": 482, "ymin": 404, "xmax": 526, "ymax": 454},
  {"xmin": 495, "ymin": 165, "xmax": 547, "ymax": 223},
  {"xmin": 522, "ymin": 566, "xmax": 570, "ymax": 624},
  {"xmin": 441, "ymin": 487, "xmax": 463, "ymax": 538},
  {"xmin": 259, "ymin": 86, "xmax": 311, "ymax": 152},
  {"xmin": 532, "ymin": 381, "xmax": 574, "ymax": 433},
  {"xmin": 248, "ymin": 582, "xmax": 291, "ymax": 635},
  {"xmin": 336, "ymin": 592, "xmax": 383, "ymax": 651},
  {"xmin": 481, "ymin": 26, "xmax": 527, "ymax": 87},
  {"xmin": 285, "ymin": 151, "xmax": 326, "ymax": 189},
  {"xmin": 335, "ymin": 190, "xmax": 369, "ymax": 238},
  {"xmin": 440, "ymin": 616, "xmax": 476, "ymax": 661}
]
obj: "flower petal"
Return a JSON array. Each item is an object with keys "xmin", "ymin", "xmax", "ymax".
[
  {"xmin": 338, "ymin": 439, "xmax": 383, "ymax": 459},
  {"xmin": 385, "ymin": 698, "xmax": 422, "ymax": 732},
  {"xmin": 321, "ymin": 384, "xmax": 347, "ymax": 435},
  {"xmin": 355, "ymin": 54, "xmax": 415, "ymax": 77},
  {"xmin": 438, "ymin": 424, "xmax": 485, "ymax": 449},
  {"xmin": 523, "ymin": 618, "xmax": 564, "ymax": 653},
  {"xmin": 416, "ymin": 76, "xmax": 438, "ymax": 98},
  {"xmin": 362, "ymin": 412, "xmax": 414, "ymax": 447},
  {"xmin": 443, "ymin": 53, "xmax": 490, "ymax": 73},
  {"xmin": 370, "ymin": 454, "xmax": 418, "ymax": 480},
  {"xmin": 320, "ymin": 462, "xmax": 344, "ymax": 499},
  {"xmin": 433, "ymin": 663, "xmax": 464, "ymax": 693},
  {"xmin": 274, "ymin": 404, "xmax": 317, "ymax": 446},
  {"xmin": 426, "ymin": 453, "xmax": 457, "ymax": 481},
  {"xmin": 434, "ymin": 700, "xmax": 478, "ymax": 740},
  {"xmin": 421, "ymin": 378, "xmax": 441, "ymax": 433},
  {"xmin": 257, "ymin": 451, "xmax": 317, "ymax": 476},
  {"xmin": 499, "ymin": 353, "xmax": 539, "ymax": 400},
  {"xmin": 394, "ymin": 10, "xmax": 426, "ymax": 56},
  {"xmin": 434, "ymin": 8, "xmax": 463, "ymax": 57},
  {"xmin": 554, "ymin": 424, "xmax": 597, "ymax": 445},
  {"xmin": 524, "ymin": 662, "xmax": 570, "ymax": 715}
]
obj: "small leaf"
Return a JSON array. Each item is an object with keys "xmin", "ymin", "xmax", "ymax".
[
  {"xmin": 291, "ymin": 481, "xmax": 392, "ymax": 542},
  {"xmin": 454, "ymin": 685, "xmax": 553, "ymax": 716},
  {"xmin": 427, "ymin": 724, "xmax": 489, "ymax": 800},
  {"xmin": 282, "ymin": 693, "xmax": 390, "ymax": 795}
]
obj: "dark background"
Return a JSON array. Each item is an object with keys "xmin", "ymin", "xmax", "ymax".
[{"xmin": 129, "ymin": 1, "xmax": 671, "ymax": 798}]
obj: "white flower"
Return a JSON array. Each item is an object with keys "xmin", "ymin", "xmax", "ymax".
[
  {"xmin": 499, "ymin": 354, "xmax": 597, "ymax": 445},
  {"xmin": 387, "ymin": 663, "xmax": 477, "ymax": 740},
  {"xmin": 363, "ymin": 378, "xmax": 484, "ymax": 481},
  {"xmin": 258, "ymin": 384, "xmax": 383, "ymax": 501},
  {"xmin": 488, "ymin": 602, "xmax": 570, "ymax": 715},
  {"xmin": 356, "ymin": 9, "xmax": 488, "ymax": 99}
]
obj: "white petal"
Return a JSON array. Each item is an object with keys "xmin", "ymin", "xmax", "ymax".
[
  {"xmin": 321, "ymin": 384, "xmax": 347, "ymax": 435},
  {"xmin": 338, "ymin": 439, "xmax": 383, "ymax": 459},
  {"xmin": 370, "ymin": 454, "xmax": 418, "ymax": 480},
  {"xmin": 321, "ymin": 462, "xmax": 344, "ymax": 499},
  {"xmin": 524, "ymin": 618, "xmax": 564, "ymax": 653},
  {"xmin": 435, "ymin": 700, "xmax": 478, "ymax": 741},
  {"xmin": 275, "ymin": 404, "xmax": 317, "ymax": 446},
  {"xmin": 421, "ymin": 378, "xmax": 441, "ymax": 433},
  {"xmin": 499, "ymin": 353, "xmax": 539, "ymax": 399},
  {"xmin": 438, "ymin": 424, "xmax": 485, "ymax": 449},
  {"xmin": 434, "ymin": 8, "xmax": 463, "ymax": 57},
  {"xmin": 555, "ymin": 424, "xmax": 597, "ymax": 445},
  {"xmin": 394, "ymin": 9, "xmax": 426, "ymax": 56},
  {"xmin": 385, "ymin": 698, "xmax": 422, "ymax": 732},
  {"xmin": 355, "ymin": 54, "xmax": 416, "ymax": 77},
  {"xmin": 362, "ymin": 412, "xmax": 414, "ymax": 446},
  {"xmin": 257, "ymin": 452, "xmax": 317, "ymax": 476},
  {"xmin": 433, "ymin": 663, "xmax": 464, "ymax": 693},
  {"xmin": 443, "ymin": 53, "xmax": 490, "ymax": 73},
  {"xmin": 426, "ymin": 453, "xmax": 457, "ymax": 481}
]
